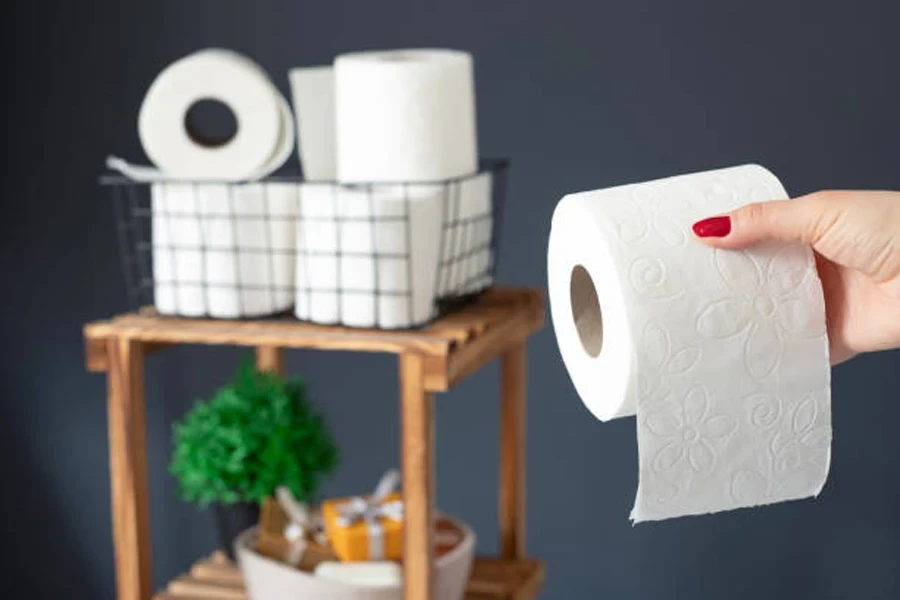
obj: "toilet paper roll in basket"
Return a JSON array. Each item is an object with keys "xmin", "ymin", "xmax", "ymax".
[
  {"xmin": 136, "ymin": 48, "xmax": 295, "ymax": 182},
  {"xmin": 288, "ymin": 66, "xmax": 336, "ymax": 181},
  {"xmin": 149, "ymin": 182, "xmax": 297, "ymax": 319},
  {"xmin": 295, "ymin": 183, "xmax": 445, "ymax": 329},
  {"xmin": 292, "ymin": 48, "xmax": 491, "ymax": 328},
  {"xmin": 335, "ymin": 48, "xmax": 478, "ymax": 183},
  {"xmin": 107, "ymin": 48, "xmax": 298, "ymax": 318},
  {"xmin": 548, "ymin": 164, "xmax": 832, "ymax": 522}
]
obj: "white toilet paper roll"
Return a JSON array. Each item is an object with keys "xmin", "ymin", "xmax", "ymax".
[
  {"xmin": 138, "ymin": 48, "xmax": 294, "ymax": 181},
  {"xmin": 335, "ymin": 48, "xmax": 478, "ymax": 183},
  {"xmin": 152, "ymin": 182, "xmax": 296, "ymax": 318},
  {"xmin": 548, "ymin": 164, "xmax": 832, "ymax": 522},
  {"xmin": 288, "ymin": 66, "xmax": 336, "ymax": 181},
  {"xmin": 295, "ymin": 183, "xmax": 444, "ymax": 328}
]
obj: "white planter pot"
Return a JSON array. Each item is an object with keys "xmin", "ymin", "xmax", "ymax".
[{"xmin": 235, "ymin": 516, "xmax": 475, "ymax": 600}]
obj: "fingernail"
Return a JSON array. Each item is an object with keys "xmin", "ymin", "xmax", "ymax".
[{"xmin": 692, "ymin": 216, "xmax": 731, "ymax": 238}]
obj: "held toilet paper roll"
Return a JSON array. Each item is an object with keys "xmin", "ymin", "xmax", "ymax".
[
  {"xmin": 548, "ymin": 164, "xmax": 832, "ymax": 522},
  {"xmin": 335, "ymin": 49, "xmax": 478, "ymax": 183},
  {"xmin": 136, "ymin": 48, "xmax": 294, "ymax": 181}
]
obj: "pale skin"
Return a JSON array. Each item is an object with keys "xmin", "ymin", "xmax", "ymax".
[{"xmin": 692, "ymin": 191, "xmax": 900, "ymax": 365}]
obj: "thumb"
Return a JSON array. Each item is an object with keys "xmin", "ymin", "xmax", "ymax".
[{"xmin": 691, "ymin": 196, "xmax": 823, "ymax": 248}]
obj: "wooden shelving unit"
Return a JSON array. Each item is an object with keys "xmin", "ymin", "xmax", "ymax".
[
  {"xmin": 152, "ymin": 552, "xmax": 544, "ymax": 600},
  {"xmin": 84, "ymin": 287, "xmax": 546, "ymax": 600}
]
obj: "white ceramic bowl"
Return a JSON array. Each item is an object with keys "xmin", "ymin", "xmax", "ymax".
[{"xmin": 235, "ymin": 516, "xmax": 475, "ymax": 600}]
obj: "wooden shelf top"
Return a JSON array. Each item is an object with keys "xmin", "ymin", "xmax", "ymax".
[
  {"xmin": 85, "ymin": 287, "xmax": 544, "ymax": 391},
  {"xmin": 154, "ymin": 552, "xmax": 544, "ymax": 600}
]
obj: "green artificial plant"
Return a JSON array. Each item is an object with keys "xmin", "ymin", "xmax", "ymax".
[{"xmin": 169, "ymin": 358, "xmax": 339, "ymax": 508}]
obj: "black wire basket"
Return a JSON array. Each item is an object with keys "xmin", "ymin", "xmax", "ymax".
[{"xmin": 103, "ymin": 159, "xmax": 508, "ymax": 329}]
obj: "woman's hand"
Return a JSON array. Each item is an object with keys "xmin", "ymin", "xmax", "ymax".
[{"xmin": 692, "ymin": 191, "xmax": 900, "ymax": 364}]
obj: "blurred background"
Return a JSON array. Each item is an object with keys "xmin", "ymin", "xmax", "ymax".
[{"xmin": 3, "ymin": 1, "xmax": 900, "ymax": 598}]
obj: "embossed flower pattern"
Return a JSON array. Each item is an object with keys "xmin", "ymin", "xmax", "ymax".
[
  {"xmin": 628, "ymin": 256, "xmax": 682, "ymax": 301},
  {"xmin": 770, "ymin": 394, "xmax": 832, "ymax": 471},
  {"xmin": 638, "ymin": 321, "xmax": 701, "ymax": 403},
  {"xmin": 730, "ymin": 393, "xmax": 831, "ymax": 504},
  {"xmin": 615, "ymin": 186, "xmax": 690, "ymax": 301},
  {"xmin": 616, "ymin": 186, "xmax": 690, "ymax": 248},
  {"xmin": 696, "ymin": 245, "xmax": 819, "ymax": 379},
  {"xmin": 646, "ymin": 387, "xmax": 737, "ymax": 474},
  {"xmin": 743, "ymin": 392, "xmax": 783, "ymax": 429}
]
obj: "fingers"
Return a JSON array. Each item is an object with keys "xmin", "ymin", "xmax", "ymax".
[{"xmin": 692, "ymin": 196, "xmax": 824, "ymax": 249}]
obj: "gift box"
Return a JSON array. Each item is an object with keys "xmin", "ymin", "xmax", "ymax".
[
  {"xmin": 322, "ymin": 469, "xmax": 405, "ymax": 562},
  {"xmin": 321, "ymin": 504, "xmax": 464, "ymax": 563},
  {"xmin": 256, "ymin": 495, "xmax": 338, "ymax": 572},
  {"xmin": 322, "ymin": 491, "xmax": 404, "ymax": 562}
]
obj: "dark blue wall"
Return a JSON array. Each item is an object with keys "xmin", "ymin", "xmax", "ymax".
[{"xmin": 4, "ymin": 1, "xmax": 899, "ymax": 598}]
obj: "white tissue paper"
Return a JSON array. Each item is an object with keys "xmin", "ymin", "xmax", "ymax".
[
  {"xmin": 288, "ymin": 66, "xmax": 336, "ymax": 181},
  {"xmin": 335, "ymin": 48, "xmax": 478, "ymax": 183},
  {"xmin": 547, "ymin": 164, "xmax": 832, "ymax": 522},
  {"xmin": 108, "ymin": 49, "xmax": 298, "ymax": 318},
  {"xmin": 151, "ymin": 182, "xmax": 296, "ymax": 318},
  {"xmin": 295, "ymin": 183, "xmax": 444, "ymax": 329},
  {"xmin": 292, "ymin": 48, "xmax": 490, "ymax": 328},
  {"xmin": 136, "ymin": 48, "xmax": 294, "ymax": 182}
]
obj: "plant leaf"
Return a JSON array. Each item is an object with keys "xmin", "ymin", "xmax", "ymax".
[{"xmin": 169, "ymin": 354, "xmax": 340, "ymax": 507}]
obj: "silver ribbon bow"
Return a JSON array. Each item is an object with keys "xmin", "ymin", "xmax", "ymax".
[
  {"xmin": 335, "ymin": 469, "xmax": 404, "ymax": 560},
  {"xmin": 276, "ymin": 486, "xmax": 320, "ymax": 566}
]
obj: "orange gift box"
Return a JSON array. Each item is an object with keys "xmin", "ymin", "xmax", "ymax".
[{"xmin": 322, "ymin": 491, "xmax": 404, "ymax": 562}]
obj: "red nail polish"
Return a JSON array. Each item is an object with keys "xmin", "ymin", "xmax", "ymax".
[{"xmin": 692, "ymin": 216, "xmax": 731, "ymax": 238}]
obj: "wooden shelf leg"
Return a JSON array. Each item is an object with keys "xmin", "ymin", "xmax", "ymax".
[
  {"xmin": 399, "ymin": 353, "xmax": 436, "ymax": 600},
  {"xmin": 255, "ymin": 346, "xmax": 285, "ymax": 374},
  {"xmin": 500, "ymin": 341, "xmax": 527, "ymax": 560},
  {"xmin": 106, "ymin": 337, "xmax": 152, "ymax": 600}
]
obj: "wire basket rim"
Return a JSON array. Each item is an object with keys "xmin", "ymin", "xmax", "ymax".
[{"xmin": 98, "ymin": 158, "xmax": 509, "ymax": 187}]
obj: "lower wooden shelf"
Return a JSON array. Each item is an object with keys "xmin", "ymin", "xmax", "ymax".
[
  {"xmin": 154, "ymin": 552, "xmax": 544, "ymax": 600},
  {"xmin": 464, "ymin": 558, "xmax": 545, "ymax": 599}
]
